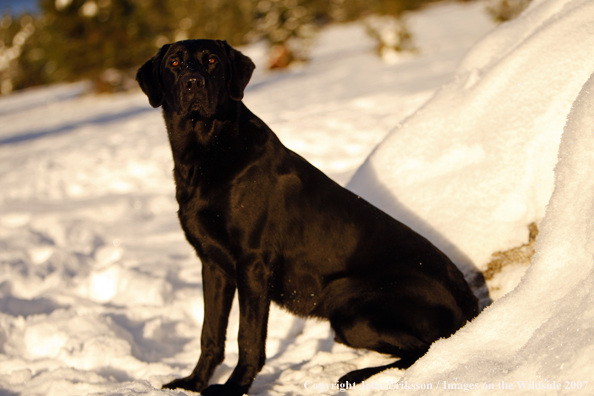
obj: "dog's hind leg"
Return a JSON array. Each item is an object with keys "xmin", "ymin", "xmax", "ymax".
[
  {"xmin": 337, "ymin": 352, "xmax": 424, "ymax": 385},
  {"xmin": 330, "ymin": 309, "xmax": 430, "ymax": 385}
]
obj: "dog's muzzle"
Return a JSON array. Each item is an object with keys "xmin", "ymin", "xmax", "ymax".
[{"xmin": 183, "ymin": 73, "xmax": 206, "ymax": 92}]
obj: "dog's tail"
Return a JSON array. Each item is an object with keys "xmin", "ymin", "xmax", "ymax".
[{"xmin": 337, "ymin": 355, "xmax": 418, "ymax": 385}]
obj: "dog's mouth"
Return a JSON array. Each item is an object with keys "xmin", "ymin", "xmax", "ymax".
[
  {"xmin": 180, "ymin": 89, "xmax": 215, "ymax": 117},
  {"xmin": 186, "ymin": 97, "xmax": 210, "ymax": 112},
  {"xmin": 178, "ymin": 73, "xmax": 217, "ymax": 117}
]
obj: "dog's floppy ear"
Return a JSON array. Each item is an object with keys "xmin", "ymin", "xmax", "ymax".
[
  {"xmin": 217, "ymin": 40, "xmax": 255, "ymax": 101},
  {"xmin": 136, "ymin": 44, "xmax": 170, "ymax": 108}
]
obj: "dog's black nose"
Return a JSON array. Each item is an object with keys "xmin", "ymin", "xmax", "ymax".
[{"xmin": 183, "ymin": 74, "xmax": 205, "ymax": 91}]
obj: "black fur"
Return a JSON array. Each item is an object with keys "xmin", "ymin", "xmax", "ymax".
[{"xmin": 136, "ymin": 39, "xmax": 479, "ymax": 396}]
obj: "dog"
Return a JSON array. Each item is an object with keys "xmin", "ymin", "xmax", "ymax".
[{"xmin": 136, "ymin": 39, "xmax": 479, "ymax": 396}]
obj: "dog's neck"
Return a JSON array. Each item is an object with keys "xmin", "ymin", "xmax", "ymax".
[
  {"xmin": 164, "ymin": 99, "xmax": 240, "ymax": 152},
  {"xmin": 163, "ymin": 102, "xmax": 268, "ymax": 202}
]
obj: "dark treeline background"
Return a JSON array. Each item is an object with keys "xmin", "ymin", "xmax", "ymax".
[{"xmin": 0, "ymin": 0, "xmax": 530, "ymax": 94}]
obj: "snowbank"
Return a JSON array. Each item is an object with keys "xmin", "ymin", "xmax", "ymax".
[
  {"xmin": 349, "ymin": 0, "xmax": 594, "ymax": 284},
  {"xmin": 389, "ymin": 53, "xmax": 594, "ymax": 396},
  {"xmin": 347, "ymin": 0, "xmax": 594, "ymax": 393}
]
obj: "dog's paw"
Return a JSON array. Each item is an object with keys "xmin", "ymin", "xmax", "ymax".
[
  {"xmin": 162, "ymin": 376, "xmax": 207, "ymax": 393},
  {"xmin": 338, "ymin": 371, "xmax": 366, "ymax": 386},
  {"xmin": 201, "ymin": 383, "xmax": 248, "ymax": 396}
]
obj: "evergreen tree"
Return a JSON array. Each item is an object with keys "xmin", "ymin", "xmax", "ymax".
[
  {"xmin": 0, "ymin": 13, "xmax": 44, "ymax": 94},
  {"xmin": 250, "ymin": 0, "xmax": 321, "ymax": 68},
  {"xmin": 35, "ymin": 0, "xmax": 171, "ymax": 90},
  {"xmin": 1, "ymin": 0, "xmax": 464, "ymax": 93}
]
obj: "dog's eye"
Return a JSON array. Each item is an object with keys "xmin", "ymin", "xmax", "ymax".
[
  {"xmin": 208, "ymin": 57, "xmax": 216, "ymax": 65},
  {"xmin": 171, "ymin": 60, "xmax": 180, "ymax": 67}
]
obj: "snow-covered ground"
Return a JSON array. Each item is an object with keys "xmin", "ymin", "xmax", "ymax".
[{"xmin": 1, "ymin": 0, "xmax": 593, "ymax": 394}]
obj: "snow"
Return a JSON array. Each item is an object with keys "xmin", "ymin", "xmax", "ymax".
[
  {"xmin": 349, "ymin": 0, "xmax": 594, "ymax": 281},
  {"xmin": 348, "ymin": 0, "xmax": 594, "ymax": 393},
  {"xmin": 1, "ymin": 0, "xmax": 593, "ymax": 394}
]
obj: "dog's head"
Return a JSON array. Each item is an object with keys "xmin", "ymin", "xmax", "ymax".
[{"xmin": 136, "ymin": 39, "xmax": 255, "ymax": 117}]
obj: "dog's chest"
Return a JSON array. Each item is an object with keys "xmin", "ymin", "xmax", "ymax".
[{"xmin": 176, "ymin": 194, "xmax": 228, "ymax": 252}]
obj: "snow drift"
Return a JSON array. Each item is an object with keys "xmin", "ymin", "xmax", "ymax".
[
  {"xmin": 346, "ymin": 0, "xmax": 594, "ymax": 392},
  {"xmin": 349, "ymin": 0, "xmax": 594, "ymax": 277}
]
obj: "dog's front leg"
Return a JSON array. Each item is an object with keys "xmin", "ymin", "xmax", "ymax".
[
  {"xmin": 202, "ymin": 260, "xmax": 270, "ymax": 396},
  {"xmin": 163, "ymin": 260, "xmax": 236, "ymax": 393}
]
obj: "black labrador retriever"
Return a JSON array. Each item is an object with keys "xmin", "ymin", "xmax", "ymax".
[{"xmin": 136, "ymin": 39, "xmax": 478, "ymax": 396}]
